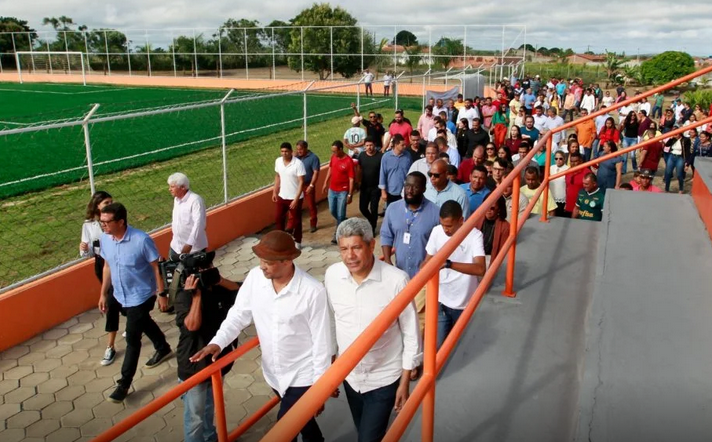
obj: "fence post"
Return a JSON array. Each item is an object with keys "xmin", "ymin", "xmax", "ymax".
[
  {"xmin": 218, "ymin": 28, "xmax": 223, "ymax": 79},
  {"xmin": 540, "ymin": 136, "xmax": 553, "ymax": 222},
  {"xmin": 503, "ymin": 173, "xmax": 521, "ymax": 297},
  {"xmin": 170, "ymin": 30, "xmax": 176, "ymax": 77},
  {"xmin": 330, "ymin": 27, "xmax": 334, "ymax": 81},
  {"xmin": 193, "ymin": 29, "xmax": 199, "ymax": 77},
  {"xmin": 15, "ymin": 52, "xmax": 22, "ymax": 84},
  {"xmin": 244, "ymin": 28, "xmax": 249, "ymax": 80},
  {"xmin": 422, "ymin": 273, "xmax": 439, "ymax": 441},
  {"xmin": 220, "ymin": 89, "xmax": 235, "ymax": 204},
  {"xmin": 211, "ymin": 371, "xmax": 228, "ymax": 442},
  {"xmin": 83, "ymin": 104, "xmax": 101, "ymax": 195},
  {"xmin": 272, "ymin": 27, "xmax": 276, "ymax": 80},
  {"xmin": 300, "ymin": 27, "xmax": 304, "ymax": 82},
  {"xmin": 104, "ymin": 31, "xmax": 111, "ymax": 75},
  {"xmin": 302, "ymin": 81, "xmax": 316, "ymax": 140}
]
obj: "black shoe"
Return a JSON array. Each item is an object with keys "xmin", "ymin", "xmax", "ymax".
[
  {"xmin": 107, "ymin": 385, "xmax": 129, "ymax": 403},
  {"xmin": 145, "ymin": 348, "xmax": 172, "ymax": 369},
  {"xmin": 310, "ymin": 226, "xmax": 317, "ymax": 233}
]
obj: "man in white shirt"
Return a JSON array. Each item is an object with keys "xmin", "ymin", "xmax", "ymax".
[
  {"xmin": 363, "ymin": 69, "xmax": 375, "ymax": 97},
  {"xmin": 168, "ymin": 173, "xmax": 208, "ymax": 261},
  {"xmin": 580, "ymin": 89, "xmax": 596, "ymax": 113},
  {"xmin": 325, "ymin": 218, "xmax": 421, "ymax": 442},
  {"xmin": 543, "ymin": 107, "xmax": 566, "ymax": 147},
  {"xmin": 344, "ymin": 117, "xmax": 367, "ymax": 157},
  {"xmin": 192, "ymin": 231, "xmax": 333, "ymax": 442},
  {"xmin": 532, "ymin": 106, "xmax": 548, "ymax": 132},
  {"xmin": 422, "ymin": 201, "xmax": 486, "ymax": 348},
  {"xmin": 459, "ymin": 98, "xmax": 480, "ymax": 129},
  {"xmin": 433, "ymin": 98, "xmax": 446, "ymax": 117},
  {"xmin": 638, "ymin": 98, "xmax": 651, "ymax": 117},
  {"xmin": 273, "ymin": 142, "xmax": 306, "ymax": 248}
]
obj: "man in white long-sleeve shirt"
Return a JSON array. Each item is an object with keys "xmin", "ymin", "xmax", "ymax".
[
  {"xmin": 168, "ymin": 172, "xmax": 208, "ymax": 260},
  {"xmin": 191, "ymin": 231, "xmax": 333, "ymax": 442},
  {"xmin": 325, "ymin": 217, "xmax": 422, "ymax": 442}
]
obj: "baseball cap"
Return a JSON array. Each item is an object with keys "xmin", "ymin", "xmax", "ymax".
[
  {"xmin": 639, "ymin": 169, "xmax": 654, "ymax": 178},
  {"xmin": 351, "ymin": 116, "xmax": 362, "ymax": 125}
]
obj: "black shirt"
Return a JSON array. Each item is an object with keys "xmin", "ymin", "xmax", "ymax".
[
  {"xmin": 481, "ymin": 219, "xmax": 496, "ymax": 255},
  {"xmin": 470, "ymin": 129, "xmax": 490, "ymax": 150},
  {"xmin": 357, "ymin": 150, "xmax": 383, "ymax": 189},
  {"xmin": 362, "ymin": 120, "xmax": 386, "ymax": 148},
  {"xmin": 175, "ymin": 284, "xmax": 238, "ymax": 381}
]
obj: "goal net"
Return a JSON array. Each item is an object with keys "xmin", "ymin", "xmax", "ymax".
[{"xmin": 15, "ymin": 51, "xmax": 87, "ymax": 85}]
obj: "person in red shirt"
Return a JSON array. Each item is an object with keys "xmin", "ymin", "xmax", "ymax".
[
  {"xmin": 597, "ymin": 117, "xmax": 620, "ymax": 146},
  {"xmin": 638, "ymin": 128, "xmax": 664, "ymax": 174},
  {"xmin": 564, "ymin": 152, "xmax": 592, "ymax": 217},
  {"xmin": 635, "ymin": 169, "xmax": 663, "ymax": 192},
  {"xmin": 386, "ymin": 110, "xmax": 413, "ymax": 151},
  {"xmin": 322, "ymin": 140, "xmax": 355, "ymax": 244}
]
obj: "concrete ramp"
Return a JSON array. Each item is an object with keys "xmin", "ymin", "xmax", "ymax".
[{"xmin": 575, "ymin": 191, "xmax": 712, "ymax": 442}]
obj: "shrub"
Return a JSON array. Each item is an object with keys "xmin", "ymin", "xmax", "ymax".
[{"xmin": 640, "ymin": 51, "xmax": 695, "ymax": 85}]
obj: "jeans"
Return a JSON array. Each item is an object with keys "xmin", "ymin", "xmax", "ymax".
[
  {"xmin": 274, "ymin": 386, "xmax": 324, "ymax": 442},
  {"xmin": 119, "ymin": 296, "xmax": 170, "ymax": 389},
  {"xmin": 328, "ymin": 189, "xmax": 348, "ymax": 227},
  {"xmin": 359, "ymin": 187, "xmax": 381, "ymax": 235},
  {"xmin": 181, "ymin": 380, "xmax": 216, "ymax": 442},
  {"xmin": 622, "ymin": 136, "xmax": 638, "ymax": 172},
  {"xmin": 562, "ymin": 109, "xmax": 575, "ymax": 122},
  {"xmin": 652, "ymin": 105, "xmax": 662, "ymax": 119},
  {"xmin": 582, "ymin": 146, "xmax": 592, "ymax": 162},
  {"xmin": 275, "ymin": 196, "xmax": 304, "ymax": 243},
  {"xmin": 664, "ymin": 154, "xmax": 686, "ymax": 192},
  {"xmin": 437, "ymin": 303, "xmax": 464, "ymax": 349},
  {"xmin": 344, "ymin": 379, "xmax": 399, "ymax": 442}
]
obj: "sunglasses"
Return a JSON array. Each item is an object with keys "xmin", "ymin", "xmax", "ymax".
[
  {"xmin": 555, "ymin": 157, "xmax": 565, "ymax": 161},
  {"xmin": 427, "ymin": 172, "xmax": 442, "ymax": 178}
]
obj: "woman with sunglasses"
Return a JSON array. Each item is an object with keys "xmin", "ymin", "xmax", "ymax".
[
  {"xmin": 485, "ymin": 143, "xmax": 498, "ymax": 162},
  {"xmin": 80, "ymin": 191, "xmax": 122, "ymax": 366},
  {"xmin": 595, "ymin": 141, "xmax": 623, "ymax": 190},
  {"xmin": 550, "ymin": 153, "xmax": 570, "ymax": 217}
]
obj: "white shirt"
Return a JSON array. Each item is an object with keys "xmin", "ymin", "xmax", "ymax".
[
  {"xmin": 80, "ymin": 220, "xmax": 103, "ymax": 257},
  {"xmin": 324, "ymin": 259, "xmax": 422, "ymax": 393},
  {"xmin": 533, "ymin": 114, "xmax": 547, "ymax": 132},
  {"xmin": 505, "ymin": 193, "xmax": 529, "ymax": 224},
  {"xmin": 639, "ymin": 102, "xmax": 651, "ymax": 116},
  {"xmin": 425, "ymin": 226, "xmax": 485, "ymax": 310},
  {"xmin": 549, "ymin": 164, "xmax": 569, "ymax": 203},
  {"xmin": 209, "ymin": 266, "xmax": 332, "ymax": 396},
  {"xmin": 344, "ymin": 127, "xmax": 367, "ymax": 148},
  {"xmin": 460, "ymin": 107, "xmax": 480, "ymax": 129},
  {"xmin": 602, "ymin": 96, "xmax": 614, "ymax": 107},
  {"xmin": 170, "ymin": 190, "xmax": 208, "ymax": 253},
  {"xmin": 383, "ymin": 75, "xmax": 393, "ymax": 86},
  {"xmin": 275, "ymin": 157, "xmax": 306, "ymax": 200},
  {"xmin": 446, "ymin": 146, "xmax": 461, "ymax": 168},
  {"xmin": 433, "ymin": 105, "xmax": 446, "ymax": 118},
  {"xmin": 363, "ymin": 72, "xmax": 374, "ymax": 83},
  {"xmin": 595, "ymin": 114, "xmax": 610, "ymax": 134},
  {"xmin": 581, "ymin": 94, "xmax": 596, "ymax": 112},
  {"xmin": 544, "ymin": 115, "xmax": 566, "ymax": 145}
]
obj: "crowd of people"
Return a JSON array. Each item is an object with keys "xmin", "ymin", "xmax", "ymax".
[{"xmin": 76, "ymin": 72, "xmax": 710, "ymax": 442}]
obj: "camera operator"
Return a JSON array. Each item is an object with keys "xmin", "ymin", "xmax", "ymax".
[{"xmin": 174, "ymin": 253, "xmax": 240, "ymax": 442}]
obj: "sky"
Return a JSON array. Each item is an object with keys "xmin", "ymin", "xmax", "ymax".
[{"xmin": 2, "ymin": 0, "xmax": 712, "ymax": 56}]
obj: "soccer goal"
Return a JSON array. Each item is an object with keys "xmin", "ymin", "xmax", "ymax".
[{"xmin": 15, "ymin": 51, "xmax": 87, "ymax": 85}]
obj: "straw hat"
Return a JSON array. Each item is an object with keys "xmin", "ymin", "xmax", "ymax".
[{"xmin": 252, "ymin": 231, "xmax": 301, "ymax": 261}]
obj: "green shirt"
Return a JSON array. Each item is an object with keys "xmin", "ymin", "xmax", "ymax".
[
  {"xmin": 655, "ymin": 94, "xmax": 664, "ymax": 107},
  {"xmin": 576, "ymin": 188, "xmax": 605, "ymax": 221}
]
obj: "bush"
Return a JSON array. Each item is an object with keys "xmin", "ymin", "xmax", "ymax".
[
  {"xmin": 683, "ymin": 90, "xmax": 712, "ymax": 111},
  {"xmin": 640, "ymin": 51, "xmax": 695, "ymax": 85}
]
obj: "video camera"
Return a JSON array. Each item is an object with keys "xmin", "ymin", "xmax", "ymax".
[{"xmin": 160, "ymin": 251, "xmax": 221, "ymax": 301}]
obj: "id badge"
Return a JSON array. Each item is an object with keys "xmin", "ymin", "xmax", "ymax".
[{"xmin": 403, "ymin": 232, "xmax": 411, "ymax": 245}]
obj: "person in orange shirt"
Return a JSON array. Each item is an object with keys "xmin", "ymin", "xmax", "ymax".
[{"xmin": 575, "ymin": 108, "xmax": 598, "ymax": 161}]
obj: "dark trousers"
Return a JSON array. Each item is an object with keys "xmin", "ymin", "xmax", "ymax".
[
  {"xmin": 274, "ymin": 386, "xmax": 324, "ymax": 442},
  {"xmin": 386, "ymin": 193, "xmax": 402, "ymax": 205},
  {"xmin": 365, "ymin": 83, "xmax": 373, "ymax": 96},
  {"xmin": 344, "ymin": 379, "xmax": 399, "ymax": 442},
  {"xmin": 304, "ymin": 189, "xmax": 318, "ymax": 228},
  {"xmin": 275, "ymin": 196, "xmax": 303, "ymax": 243},
  {"xmin": 94, "ymin": 256, "xmax": 121, "ymax": 333},
  {"xmin": 119, "ymin": 296, "xmax": 170, "ymax": 389},
  {"xmin": 359, "ymin": 187, "xmax": 381, "ymax": 234},
  {"xmin": 554, "ymin": 202, "xmax": 568, "ymax": 218}
]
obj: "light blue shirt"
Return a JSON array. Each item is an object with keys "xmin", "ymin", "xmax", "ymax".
[
  {"xmin": 460, "ymin": 184, "xmax": 491, "ymax": 218},
  {"xmin": 379, "ymin": 149, "xmax": 413, "ymax": 196},
  {"xmin": 100, "ymin": 226, "xmax": 160, "ymax": 308},
  {"xmin": 424, "ymin": 180, "xmax": 470, "ymax": 214},
  {"xmin": 380, "ymin": 199, "xmax": 440, "ymax": 279}
]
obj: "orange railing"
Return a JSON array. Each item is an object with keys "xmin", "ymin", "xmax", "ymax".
[{"xmin": 93, "ymin": 64, "xmax": 712, "ymax": 442}]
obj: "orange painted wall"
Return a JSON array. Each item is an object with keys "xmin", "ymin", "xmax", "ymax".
[
  {"xmin": 691, "ymin": 172, "xmax": 712, "ymax": 244},
  {"xmin": 0, "ymin": 168, "xmax": 329, "ymax": 352}
]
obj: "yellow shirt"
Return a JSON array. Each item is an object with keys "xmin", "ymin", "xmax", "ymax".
[{"xmin": 520, "ymin": 184, "xmax": 557, "ymax": 215}]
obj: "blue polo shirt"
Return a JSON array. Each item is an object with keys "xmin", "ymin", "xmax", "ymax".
[
  {"xmin": 424, "ymin": 180, "xmax": 470, "ymax": 214},
  {"xmin": 379, "ymin": 149, "xmax": 413, "ymax": 196},
  {"xmin": 380, "ymin": 198, "xmax": 440, "ymax": 279},
  {"xmin": 297, "ymin": 151, "xmax": 321, "ymax": 185},
  {"xmin": 100, "ymin": 226, "xmax": 160, "ymax": 308},
  {"xmin": 460, "ymin": 184, "xmax": 491, "ymax": 218}
]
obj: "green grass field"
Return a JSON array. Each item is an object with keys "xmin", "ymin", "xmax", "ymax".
[{"xmin": 0, "ymin": 81, "xmax": 421, "ymax": 288}]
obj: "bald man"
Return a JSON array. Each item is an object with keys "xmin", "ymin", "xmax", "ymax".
[{"xmin": 424, "ymin": 160, "xmax": 469, "ymax": 213}]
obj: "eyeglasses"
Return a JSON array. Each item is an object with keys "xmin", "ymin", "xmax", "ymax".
[
  {"xmin": 492, "ymin": 167, "xmax": 505, "ymax": 171},
  {"xmin": 99, "ymin": 219, "xmax": 116, "ymax": 226},
  {"xmin": 486, "ymin": 147, "xmax": 495, "ymax": 151},
  {"xmin": 555, "ymin": 157, "xmax": 565, "ymax": 161},
  {"xmin": 427, "ymin": 172, "xmax": 441, "ymax": 178}
]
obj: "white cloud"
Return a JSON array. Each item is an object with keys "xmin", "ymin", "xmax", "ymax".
[{"xmin": 1, "ymin": 0, "xmax": 711, "ymax": 55}]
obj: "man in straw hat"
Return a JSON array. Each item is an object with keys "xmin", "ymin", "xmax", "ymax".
[{"xmin": 191, "ymin": 230, "xmax": 333, "ymax": 441}]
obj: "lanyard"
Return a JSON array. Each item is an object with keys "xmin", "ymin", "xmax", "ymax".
[{"xmin": 405, "ymin": 206, "xmax": 421, "ymax": 233}]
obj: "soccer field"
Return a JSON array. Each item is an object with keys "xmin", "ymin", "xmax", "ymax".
[{"xmin": 0, "ymin": 82, "xmax": 417, "ymax": 198}]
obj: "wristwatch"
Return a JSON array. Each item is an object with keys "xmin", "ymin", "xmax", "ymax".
[
  {"xmin": 444, "ymin": 259, "xmax": 452, "ymax": 269},
  {"xmin": 157, "ymin": 289, "xmax": 168, "ymax": 298}
]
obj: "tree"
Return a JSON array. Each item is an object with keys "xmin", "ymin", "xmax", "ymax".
[
  {"xmin": 431, "ymin": 37, "xmax": 464, "ymax": 69},
  {"xmin": 0, "ymin": 17, "xmax": 37, "ymax": 67},
  {"xmin": 640, "ymin": 51, "xmax": 695, "ymax": 85},
  {"xmin": 267, "ymin": 20, "xmax": 291, "ymax": 66},
  {"xmin": 518, "ymin": 43, "xmax": 535, "ymax": 53},
  {"xmin": 605, "ymin": 51, "xmax": 623, "ymax": 80},
  {"xmin": 403, "ymin": 45, "xmax": 424, "ymax": 79},
  {"xmin": 394, "ymin": 30, "xmax": 418, "ymax": 47},
  {"xmin": 42, "ymin": 16, "xmax": 74, "ymax": 31},
  {"xmin": 221, "ymin": 19, "xmax": 269, "ymax": 68},
  {"xmin": 287, "ymin": 4, "xmax": 363, "ymax": 79}
]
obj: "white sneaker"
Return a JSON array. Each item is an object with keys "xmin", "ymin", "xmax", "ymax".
[
  {"xmin": 101, "ymin": 346, "xmax": 116, "ymax": 366},
  {"xmin": 122, "ymin": 331, "xmax": 127, "ymax": 338},
  {"xmin": 295, "ymin": 242, "xmax": 302, "ymax": 250}
]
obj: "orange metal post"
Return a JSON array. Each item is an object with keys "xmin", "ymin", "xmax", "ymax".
[
  {"xmin": 503, "ymin": 173, "xmax": 521, "ymax": 297},
  {"xmin": 540, "ymin": 137, "xmax": 552, "ymax": 222},
  {"xmin": 228, "ymin": 396, "xmax": 281, "ymax": 441},
  {"xmin": 422, "ymin": 274, "xmax": 439, "ymax": 441},
  {"xmin": 212, "ymin": 371, "xmax": 228, "ymax": 442}
]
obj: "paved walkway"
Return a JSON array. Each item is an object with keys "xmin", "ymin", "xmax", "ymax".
[{"xmin": 0, "ymin": 200, "xmax": 369, "ymax": 442}]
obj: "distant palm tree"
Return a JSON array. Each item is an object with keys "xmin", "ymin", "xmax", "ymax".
[{"xmin": 605, "ymin": 51, "xmax": 622, "ymax": 81}]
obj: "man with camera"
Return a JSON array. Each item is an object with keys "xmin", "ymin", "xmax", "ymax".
[
  {"xmin": 168, "ymin": 172, "xmax": 208, "ymax": 260},
  {"xmin": 191, "ymin": 231, "xmax": 333, "ymax": 442},
  {"xmin": 99, "ymin": 202, "xmax": 172, "ymax": 404},
  {"xmin": 173, "ymin": 251, "xmax": 240, "ymax": 442}
]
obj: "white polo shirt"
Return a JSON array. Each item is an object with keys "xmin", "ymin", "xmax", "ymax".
[
  {"xmin": 275, "ymin": 157, "xmax": 306, "ymax": 200},
  {"xmin": 425, "ymin": 225, "xmax": 485, "ymax": 310},
  {"xmin": 170, "ymin": 190, "xmax": 208, "ymax": 253}
]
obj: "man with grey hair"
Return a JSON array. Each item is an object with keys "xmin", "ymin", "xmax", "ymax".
[
  {"xmin": 168, "ymin": 172, "xmax": 208, "ymax": 261},
  {"xmin": 325, "ymin": 217, "xmax": 421, "ymax": 442}
]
